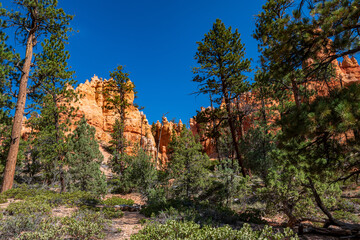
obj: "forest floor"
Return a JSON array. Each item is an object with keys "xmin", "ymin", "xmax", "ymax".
[{"xmin": 1, "ymin": 189, "xmax": 358, "ymax": 239}]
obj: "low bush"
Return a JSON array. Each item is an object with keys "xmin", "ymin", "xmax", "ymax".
[
  {"xmin": 0, "ymin": 214, "xmax": 46, "ymax": 240},
  {"xmin": 141, "ymin": 199, "xmax": 249, "ymax": 226},
  {"xmin": 5, "ymin": 201, "xmax": 52, "ymax": 216},
  {"xmin": 0, "ymin": 195, "xmax": 7, "ymax": 204},
  {"xmin": 0, "ymin": 185, "xmax": 101, "ymax": 208},
  {"xmin": 102, "ymin": 207, "xmax": 124, "ymax": 219},
  {"xmin": 131, "ymin": 220, "xmax": 298, "ymax": 240},
  {"xmin": 16, "ymin": 210, "xmax": 110, "ymax": 240}
]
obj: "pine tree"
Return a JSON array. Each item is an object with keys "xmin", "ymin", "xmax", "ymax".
[
  {"xmin": 254, "ymin": 0, "xmax": 360, "ymax": 108},
  {"xmin": 254, "ymin": 1, "xmax": 360, "ymax": 230},
  {"xmin": 193, "ymin": 19, "xmax": 251, "ymax": 177},
  {"xmin": 26, "ymin": 32, "xmax": 77, "ymax": 191},
  {"xmin": 65, "ymin": 117, "xmax": 107, "ymax": 195},
  {"xmin": 105, "ymin": 66, "xmax": 135, "ymax": 172},
  {"xmin": 1, "ymin": 0, "xmax": 73, "ymax": 192},
  {"xmin": 167, "ymin": 128, "xmax": 210, "ymax": 199}
]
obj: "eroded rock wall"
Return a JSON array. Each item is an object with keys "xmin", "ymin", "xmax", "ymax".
[{"xmin": 69, "ymin": 76, "xmax": 157, "ymax": 158}]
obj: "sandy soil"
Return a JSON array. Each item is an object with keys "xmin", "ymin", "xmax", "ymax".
[{"xmin": 106, "ymin": 211, "xmax": 146, "ymax": 240}]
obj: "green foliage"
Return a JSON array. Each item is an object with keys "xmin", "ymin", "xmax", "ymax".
[
  {"xmin": 65, "ymin": 117, "xmax": 107, "ymax": 195},
  {"xmin": 16, "ymin": 210, "xmax": 109, "ymax": 240},
  {"xmin": 0, "ymin": 185, "xmax": 101, "ymax": 207},
  {"xmin": 240, "ymin": 125, "xmax": 276, "ymax": 179},
  {"xmin": 5, "ymin": 201, "xmax": 52, "ymax": 216},
  {"xmin": 131, "ymin": 220, "xmax": 298, "ymax": 240},
  {"xmin": 141, "ymin": 199, "xmax": 250, "ymax": 226},
  {"xmin": 0, "ymin": 23, "xmax": 17, "ymax": 174},
  {"xmin": 207, "ymin": 159, "xmax": 251, "ymax": 207},
  {"xmin": 255, "ymin": 0, "xmax": 360, "ymax": 85},
  {"xmin": 101, "ymin": 207, "xmax": 124, "ymax": 219},
  {"xmin": 106, "ymin": 65, "xmax": 135, "ymax": 159},
  {"xmin": 167, "ymin": 128, "xmax": 211, "ymax": 199},
  {"xmin": 0, "ymin": 214, "xmax": 46, "ymax": 240},
  {"xmin": 21, "ymin": 15, "xmax": 76, "ymax": 186},
  {"xmin": 111, "ymin": 146, "xmax": 157, "ymax": 196},
  {"xmin": 193, "ymin": 19, "xmax": 251, "ymax": 104},
  {"xmin": 192, "ymin": 18, "xmax": 251, "ymax": 177},
  {"xmin": 0, "ymin": 185, "xmax": 109, "ymax": 239},
  {"xmin": 333, "ymin": 209, "xmax": 360, "ymax": 224}
]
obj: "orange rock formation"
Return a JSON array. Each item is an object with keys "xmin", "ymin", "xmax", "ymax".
[
  {"xmin": 69, "ymin": 75, "xmax": 157, "ymax": 158},
  {"xmin": 153, "ymin": 117, "xmax": 183, "ymax": 167}
]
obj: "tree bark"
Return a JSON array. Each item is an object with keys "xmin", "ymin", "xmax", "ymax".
[
  {"xmin": 223, "ymin": 91, "xmax": 247, "ymax": 177},
  {"xmin": 1, "ymin": 32, "xmax": 35, "ymax": 192},
  {"xmin": 291, "ymin": 78, "xmax": 301, "ymax": 108}
]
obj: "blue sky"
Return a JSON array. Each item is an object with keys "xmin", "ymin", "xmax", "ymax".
[{"xmin": 4, "ymin": 0, "xmax": 266, "ymax": 125}]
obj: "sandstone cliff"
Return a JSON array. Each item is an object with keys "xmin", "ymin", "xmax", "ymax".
[
  {"xmin": 153, "ymin": 117, "xmax": 183, "ymax": 167},
  {"xmin": 69, "ymin": 75, "xmax": 157, "ymax": 158}
]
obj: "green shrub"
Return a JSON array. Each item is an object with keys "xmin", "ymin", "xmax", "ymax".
[
  {"xmin": 16, "ymin": 210, "xmax": 110, "ymax": 240},
  {"xmin": 0, "ymin": 195, "xmax": 7, "ymax": 204},
  {"xmin": 5, "ymin": 201, "xmax": 52, "ymax": 216},
  {"xmin": 333, "ymin": 210, "xmax": 360, "ymax": 224},
  {"xmin": 17, "ymin": 217, "xmax": 64, "ymax": 240},
  {"xmin": 1, "ymin": 185, "xmax": 101, "ymax": 208},
  {"xmin": 141, "ymin": 199, "xmax": 245, "ymax": 226},
  {"xmin": 64, "ymin": 210, "xmax": 110, "ymax": 239},
  {"xmin": 0, "ymin": 214, "xmax": 46, "ymax": 240},
  {"xmin": 103, "ymin": 196, "xmax": 134, "ymax": 206},
  {"xmin": 1, "ymin": 185, "xmax": 48, "ymax": 200},
  {"xmin": 102, "ymin": 207, "xmax": 124, "ymax": 219},
  {"xmin": 131, "ymin": 220, "xmax": 299, "ymax": 240}
]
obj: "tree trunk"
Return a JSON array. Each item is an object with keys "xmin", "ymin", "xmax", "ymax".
[
  {"xmin": 1, "ymin": 32, "xmax": 35, "ymax": 192},
  {"xmin": 223, "ymin": 92, "xmax": 246, "ymax": 177},
  {"xmin": 291, "ymin": 78, "xmax": 301, "ymax": 108}
]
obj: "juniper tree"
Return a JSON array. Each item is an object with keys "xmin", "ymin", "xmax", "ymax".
[
  {"xmin": 1, "ymin": 0, "xmax": 73, "ymax": 192},
  {"xmin": 65, "ymin": 117, "xmax": 107, "ymax": 195},
  {"xmin": 193, "ymin": 19, "xmax": 251, "ymax": 177}
]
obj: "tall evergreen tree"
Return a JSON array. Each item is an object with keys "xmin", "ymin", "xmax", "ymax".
[
  {"xmin": 1, "ymin": 0, "xmax": 73, "ymax": 192},
  {"xmin": 105, "ymin": 66, "xmax": 135, "ymax": 171},
  {"xmin": 193, "ymin": 19, "xmax": 251, "ymax": 177},
  {"xmin": 167, "ymin": 128, "xmax": 210, "ymax": 199},
  {"xmin": 65, "ymin": 117, "xmax": 107, "ymax": 195},
  {"xmin": 255, "ymin": 0, "xmax": 360, "ymax": 231},
  {"xmin": 25, "ymin": 31, "xmax": 77, "ymax": 191}
]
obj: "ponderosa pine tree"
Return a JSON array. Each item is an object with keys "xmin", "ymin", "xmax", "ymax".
[
  {"xmin": 65, "ymin": 117, "xmax": 107, "ymax": 195},
  {"xmin": 27, "ymin": 32, "xmax": 77, "ymax": 191},
  {"xmin": 105, "ymin": 66, "xmax": 135, "ymax": 172},
  {"xmin": 1, "ymin": 0, "xmax": 73, "ymax": 192},
  {"xmin": 193, "ymin": 19, "xmax": 251, "ymax": 177},
  {"xmin": 254, "ymin": 0, "xmax": 360, "ymax": 108}
]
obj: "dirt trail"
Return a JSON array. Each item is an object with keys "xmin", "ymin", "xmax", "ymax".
[{"xmin": 106, "ymin": 211, "xmax": 145, "ymax": 240}]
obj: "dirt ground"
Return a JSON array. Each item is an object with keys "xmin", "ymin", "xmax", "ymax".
[{"xmin": 106, "ymin": 211, "xmax": 145, "ymax": 240}]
